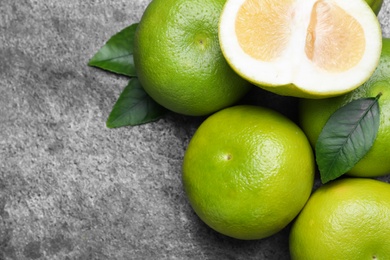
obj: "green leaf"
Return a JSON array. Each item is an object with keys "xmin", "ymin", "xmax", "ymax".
[
  {"xmin": 88, "ymin": 23, "xmax": 138, "ymax": 77},
  {"xmin": 316, "ymin": 94, "xmax": 381, "ymax": 184},
  {"xmin": 106, "ymin": 78, "xmax": 167, "ymax": 128}
]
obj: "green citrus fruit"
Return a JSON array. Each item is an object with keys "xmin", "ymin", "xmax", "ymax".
[
  {"xmin": 182, "ymin": 105, "xmax": 315, "ymax": 240},
  {"xmin": 218, "ymin": 0, "xmax": 382, "ymax": 98},
  {"xmin": 290, "ymin": 178, "xmax": 390, "ymax": 259},
  {"xmin": 299, "ymin": 38, "xmax": 390, "ymax": 178},
  {"xmin": 133, "ymin": 0, "xmax": 252, "ymax": 116},
  {"xmin": 366, "ymin": 0, "xmax": 383, "ymax": 14}
]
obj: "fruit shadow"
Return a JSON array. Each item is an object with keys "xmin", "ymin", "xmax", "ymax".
[
  {"xmin": 184, "ymin": 207, "xmax": 292, "ymax": 259},
  {"xmin": 238, "ymin": 86, "xmax": 300, "ymax": 124}
]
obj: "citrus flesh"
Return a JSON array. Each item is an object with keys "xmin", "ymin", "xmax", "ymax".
[
  {"xmin": 133, "ymin": 0, "xmax": 252, "ymax": 116},
  {"xmin": 299, "ymin": 38, "xmax": 390, "ymax": 177},
  {"xmin": 289, "ymin": 178, "xmax": 390, "ymax": 259},
  {"xmin": 182, "ymin": 105, "xmax": 315, "ymax": 240},
  {"xmin": 219, "ymin": 0, "xmax": 382, "ymax": 98}
]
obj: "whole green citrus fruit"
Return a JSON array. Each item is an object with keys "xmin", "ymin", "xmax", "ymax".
[
  {"xmin": 299, "ymin": 38, "xmax": 390, "ymax": 177},
  {"xmin": 182, "ymin": 105, "xmax": 315, "ymax": 240},
  {"xmin": 133, "ymin": 0, "xmax": 252, "ymax": 116},
  {"xmin": 290, "ymin": 178, "xmax": 390, "ymax": 259}
]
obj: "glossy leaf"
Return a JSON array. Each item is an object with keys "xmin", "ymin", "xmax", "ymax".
[
  {"xmin": 88, "ymin": 23, "xmax": 138, "ymax": 77},
  {"xmin": 106, "ymin": 78, "xmax": 167, "ymax": 128},
  {"xmin": 316, "ymin": 95, "xmax": 381, "ymax": 183}
]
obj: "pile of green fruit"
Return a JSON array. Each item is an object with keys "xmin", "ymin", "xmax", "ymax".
[{"xmin": 89, "ymin": 0, "xmax": 390, "ymax": 258}]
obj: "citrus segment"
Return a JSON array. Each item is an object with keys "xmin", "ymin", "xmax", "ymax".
[
  {"xmin": 305, "ymin": 0, "xmax": 365, "ymax": 72},
  {"xmin": 235, "ymin": 0, "xmax": 293, "ymax": 61},
  {"xmin": 219, "ymin": 0, "xmax": 382, "ymax": 98}
]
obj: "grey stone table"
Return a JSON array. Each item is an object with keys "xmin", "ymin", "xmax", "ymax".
[{"xmin": 1, "ymin": 1, "xmax": 390, "ymax": 259}]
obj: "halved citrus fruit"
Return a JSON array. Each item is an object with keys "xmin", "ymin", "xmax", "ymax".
[{"xmin": 219, "ymin": 0, "xmax": 382, "ymax": 98}]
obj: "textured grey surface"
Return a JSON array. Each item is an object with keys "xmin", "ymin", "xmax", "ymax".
[{"xmin": 1, "ymin": 0, "xmax": 390, "ymax": 259}]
